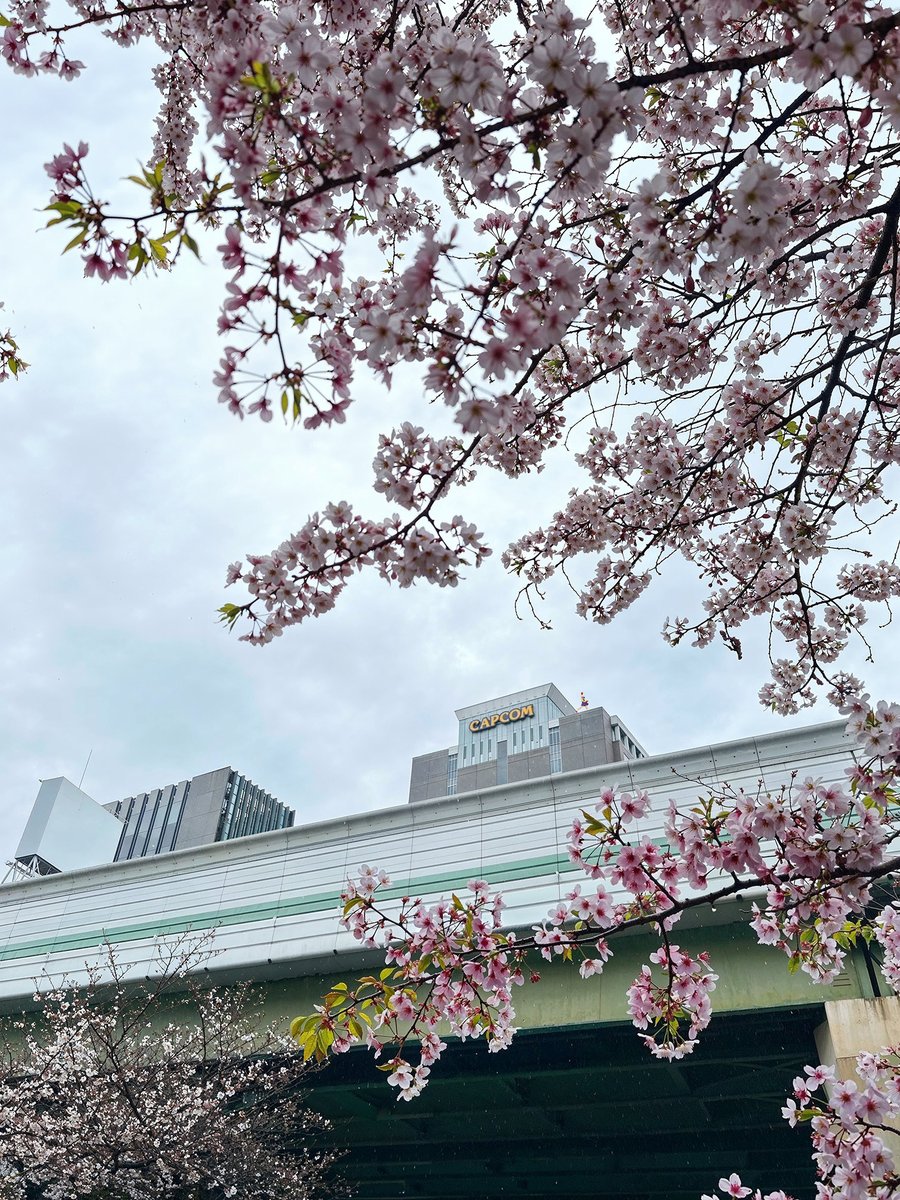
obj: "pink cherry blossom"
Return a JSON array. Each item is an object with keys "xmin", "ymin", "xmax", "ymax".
[
  {"xmin": 298, "ymin": 699, "xmax": 900, "ymax": 1200},
  {"xmin": 5, "ymin": 0, "xmax": 899, "ymax": 714}
]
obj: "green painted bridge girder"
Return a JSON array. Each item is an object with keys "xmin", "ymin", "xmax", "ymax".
[{"xmin": 253, "ymin": 918, "xmax": 876, "ymax": 1034}]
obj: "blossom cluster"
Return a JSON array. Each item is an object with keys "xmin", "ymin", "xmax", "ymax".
[
  {"xmin": 0, "ymin": 321, "xmax": 26, "ymax": 385},
  {"xmin": 4, "ymin": 0, "xmax": 900, "ymax": 705},
  {"xmin": 778, "ymin": 1054, "xmax": 900, "ymax": 1200},
  {"xmin": 298, "ymin": 698, "xmax": 900, "ymax": 1200},
  {"xmin": 292, "ymin": 874, "xmax": 519, "ymax": 1099},
  {"xmin": 0, "ymin": 936, "xmax": 337, "ymax": 1200},
  {"xmin": 702, "ymin": 1174, "xmax": 790, "ymax": 1200}
]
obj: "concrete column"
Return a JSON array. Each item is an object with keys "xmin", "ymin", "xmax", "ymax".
[
  {"xmin": 816, "ymin": 997, "xmax": 900, "ymax": 1158},
  {"xmin": 816, "ymin": 997, "xmax": 900, "ymax": 1078}
]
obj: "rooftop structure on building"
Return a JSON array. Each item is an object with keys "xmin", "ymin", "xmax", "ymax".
[
  {"xmin": 11, "ymin": 777, "xmax": 123, "ymax": 879},
  {"xmin": 8, "ymin": 767, "xmax": 294, "ymax": 878},
  {"xmin": 408, "ymin": 683, "xmax": 647, "ymax": 803}
]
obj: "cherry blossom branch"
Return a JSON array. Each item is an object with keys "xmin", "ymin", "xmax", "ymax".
[
  {"xmin": 0, "ymin": 933, "xmax": 341, "ymax": 1200},
  {"xmin": 8, "ymin": 0, "xmax": 900, "ymax": 709},
  {"xmin": 292, "ymin": 699, "xmax": 900, "ymax": 1200},
  {"xmin": 297, "ymin": 701, "xmax": 900, "ymax": 1086}
]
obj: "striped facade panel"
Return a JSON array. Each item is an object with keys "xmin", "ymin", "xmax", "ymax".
[
  {"xmin": 0, "ymin": 722, "xmax": 854, "ymax": 1003},
  {"xmin": 111, "ymin": 770, "xmax": 293, "ymax": 861}
]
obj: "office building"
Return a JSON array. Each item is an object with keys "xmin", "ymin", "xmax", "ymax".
[
  {"xmin": 104, "ymin": 767, "xmax": 295, "ymax": 862},
  {"xmin": 409, "ymin": 683, "xmax": 646, "ymax": 803}
]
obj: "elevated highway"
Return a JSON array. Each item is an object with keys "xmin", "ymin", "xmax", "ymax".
[{"xmin": 0, "ymin": 718, "xmax": 882, "ymax": 1199}]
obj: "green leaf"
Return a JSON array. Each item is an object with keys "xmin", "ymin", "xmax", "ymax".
[
  {"xmin": 240, "ymin": 60, "xmax": 280, "ymax": 95},
  {"xmin": 127, "ymin": 242, "xmax": 150, "ymax": 275},
  {"xmin": 45, "ymin": 200, "xmax": 83, "ymax": 216},
  {"xmin": 148, "ymin": 238, "xmax": 169, "ymax": 262},
  {"xmin": 217, "ymin": 603, "xmax": 242, "ymax": 628},
  {"xmin": 180, "ymin": 232, "xmax": 201, "ymax": 260},
  {"xmin": 62, "ymin": 229, "xmax": 88, "ymax": 254},
  {"xmin": 290, "ymin": 1014, "xmax": 320, "ymax": 1040}
]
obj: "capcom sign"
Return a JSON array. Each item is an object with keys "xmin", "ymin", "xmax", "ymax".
[{"xmin": 468, "ymin": 703, "xmax": 535, "ymax": 733}]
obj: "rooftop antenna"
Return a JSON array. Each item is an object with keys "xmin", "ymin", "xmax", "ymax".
[{"xmin": 78, "ymin": 748, "xmax": 93, "ymax": 790}]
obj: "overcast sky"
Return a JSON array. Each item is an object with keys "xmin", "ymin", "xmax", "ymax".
[{"xmin": 3, "ymin": 32, "xmax": 900, "ymax": 870}]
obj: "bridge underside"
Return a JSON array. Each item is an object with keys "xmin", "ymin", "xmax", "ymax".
[{"xmin": 302, "ymin": 1006, "xmax": 822, "ymax": 1200}]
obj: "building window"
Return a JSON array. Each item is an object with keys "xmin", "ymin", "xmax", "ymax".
[
  {"xmin": 159, "ymin": 783, "xmax": 188, "ymax": 854},
  {"xmin": 496, "ymin": 742, "xmax": 508, "ymax": 785},
  {"xmin": 549, "ymin": 727, "xmax": 562, "ymax": 774},
  {"xmin": 447, "ymin": 753, "xmax": 458, "ymax": 795}
]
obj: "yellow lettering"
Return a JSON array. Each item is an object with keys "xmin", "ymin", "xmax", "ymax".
[{"xmin": 469, "ymin": 703, "xmax": 536, "ymax": 732}]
